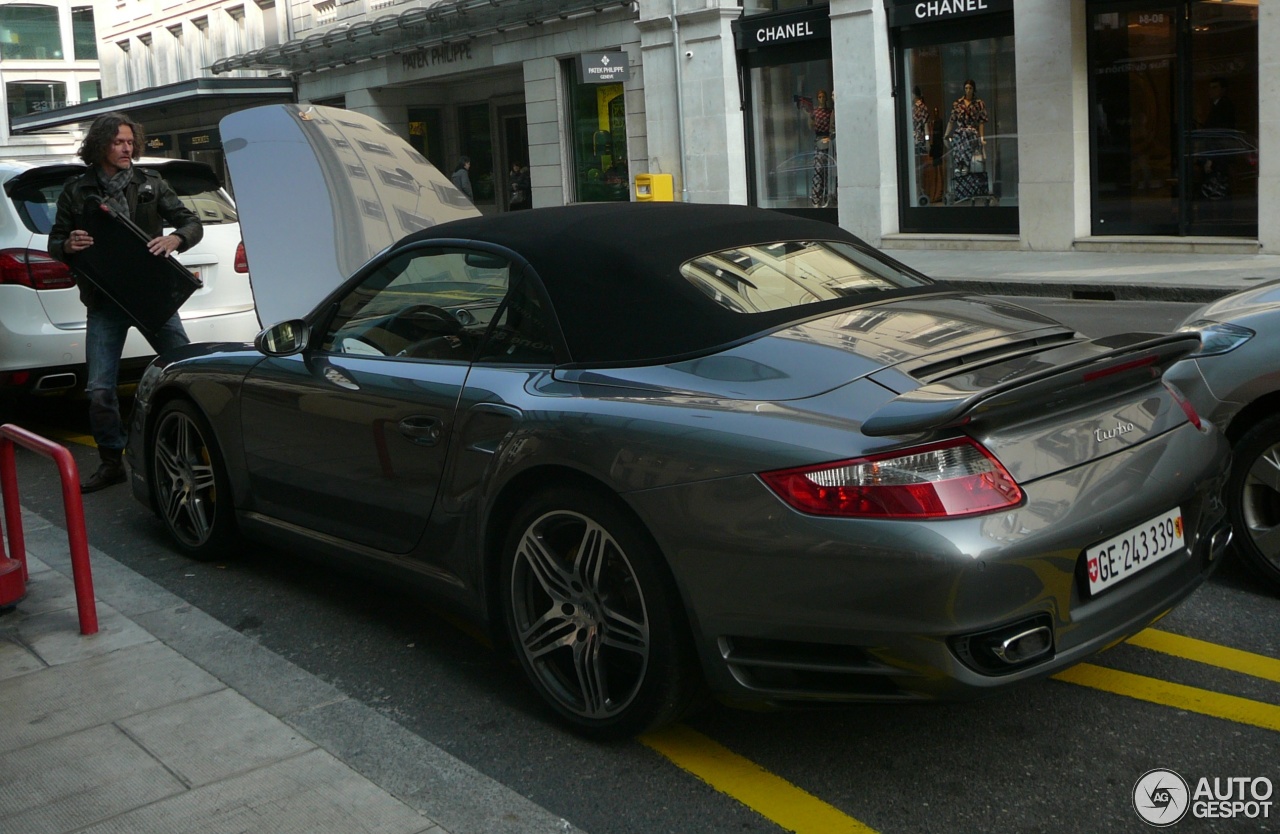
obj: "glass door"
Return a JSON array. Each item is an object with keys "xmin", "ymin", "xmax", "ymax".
[
  {"xmin": 1186, "ymin": 0, "xmax": 1258, "ymax": 236},
  {"xmin": 1088, "ymin": 1, "xmax": 1258, "ymax": 237}
]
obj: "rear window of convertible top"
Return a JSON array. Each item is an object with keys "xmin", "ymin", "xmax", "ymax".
[{"xmin": 679, "ymin": 240, "xmax": 928, "ymax": 315}]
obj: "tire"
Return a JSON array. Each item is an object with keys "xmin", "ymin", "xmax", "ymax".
[
  {"xmin": 500, "ymin": 486, "xmax": 700, "ymax": 738},
  {"xmin": 149, "ymin": 400, "xmax": 237, "ymax": 561},
  {"xmin": 1226, "ymin": 413, "xmax": 1280, "ymax": 592}
]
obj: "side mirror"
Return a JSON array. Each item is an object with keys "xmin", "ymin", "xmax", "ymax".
[{"xmin": 254, "ymin": 319, "xmax": 310, "ymax": 356}]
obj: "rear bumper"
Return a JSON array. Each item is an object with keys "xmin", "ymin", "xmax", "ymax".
[
  {"xmin": 627, "ymin": 421, "xmax": 1230, "ymax": 707},
  {"xmin": 0, "ymin": 298, "xmax": 258, "ymax": 398}
]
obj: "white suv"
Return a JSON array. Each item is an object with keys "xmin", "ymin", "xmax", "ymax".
[{"xmin": 0, "ymin": 156, "xmax": 260, "ymax": 405}]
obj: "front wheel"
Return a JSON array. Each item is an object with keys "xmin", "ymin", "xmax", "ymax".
[
  {"xmin": 149, "ymin": 400, "xmax": 237, "ymax": 561},
  {"xmin": 500, "ymin": 487, "xmax": 700, "ymax": 738},
  {"xmin": 1227, "ymin": 413, "xmax": 1280, "ymax": 592}
]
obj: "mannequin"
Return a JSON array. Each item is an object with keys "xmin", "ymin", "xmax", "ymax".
[
  {"xmin": 912, "ymin": 86, "xmax": 930, "ymax": 202},
  {"xmin": 944, "ymin": 79, "xmax": 987, "ymax": 176},
  {"xmin": 808, "ymin": 89, "xmax": 835, "ymax": 207}
]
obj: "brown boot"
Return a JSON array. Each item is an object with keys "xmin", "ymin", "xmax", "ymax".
[{"xmin": 81, "ymin": 447, "xmax": 126, "ymax": 493}]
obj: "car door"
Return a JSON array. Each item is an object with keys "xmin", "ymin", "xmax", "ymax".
[{"xmin": 237, "ymin": 246, "xmax": 513, "ymax": 553}]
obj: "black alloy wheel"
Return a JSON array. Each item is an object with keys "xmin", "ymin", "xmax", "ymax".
[
  {"xmin": 149, "ymin": 400, "xmax": 237, "ymax": 560},
  {"xmin": 1227, "ymin": 413, "xmax": 1280, "ymax": 592},
  {"xmin": 501, "ymin": 486, "xmax": 699, "ymax": 738}
]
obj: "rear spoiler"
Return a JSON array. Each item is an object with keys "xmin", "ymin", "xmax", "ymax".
[{"xmin": 860, "ymin": 332, "xmax": 1201, "ymax": 437}]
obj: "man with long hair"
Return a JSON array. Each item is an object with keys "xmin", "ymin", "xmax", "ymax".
[{"xmin": 48, "ymin": 112, "xmax": 203, "ymax": 492}]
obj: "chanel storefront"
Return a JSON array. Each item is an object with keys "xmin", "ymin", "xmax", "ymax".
[
  {"xmin": 888, "ymin": 0, "xmax": 1018, "ymax": 234},
  {"xmin": 734, "ymin": 5, "xmax": 837, "ymax": 222}
]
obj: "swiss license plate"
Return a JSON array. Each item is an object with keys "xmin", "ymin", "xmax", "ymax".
[{"xmin": 1084, "ymin": 508, "xmax": 1184, "ymax": 595}]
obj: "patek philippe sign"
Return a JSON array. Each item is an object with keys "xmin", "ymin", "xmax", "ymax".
[
  {"xmin": 579, "ymin": 52, "xmax": 630, "ymax": 84},
  {"xmin": 887, "ymin": 0, "xmax": 1013, "ymax": 27},
  {"xmin": 734, "ymin": 7, "xmax": 830, "ymax": 50},
  {"xmin": 401, "ymin": 42, "xmax": 474, "ymax": 71}
]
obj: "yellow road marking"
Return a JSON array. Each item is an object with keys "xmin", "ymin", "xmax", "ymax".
[
  {"xmin": 1129, "ymin": 628, "xmax": 1280, "ymax": 684},
  {"xmin": 29, "ymin": 427, "xmax": 96, "ymax": 448},
  {"xmin": 1053, "ymin": 664, "xmax": 1280, "ymax": 732},
  {"xmin": 639, "ymin": 724, "xmax": 879, "ymax": 834}
]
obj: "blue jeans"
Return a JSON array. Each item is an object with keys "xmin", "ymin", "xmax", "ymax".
[{"xmin": 85, "ymin": 305, "xmax": 189, "ymax": 450}]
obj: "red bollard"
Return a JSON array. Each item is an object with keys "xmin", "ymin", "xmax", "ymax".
[
  {"xmin": 0, "ymin": 442, "xmax": 26, "ymax": 608},
  {"xmin": 0, "ymin": 423, "xmax": 97, "ymax": 633},
  {"xmin": 0, "ymin": 552, "xmax": 24, "ymax": 607}
]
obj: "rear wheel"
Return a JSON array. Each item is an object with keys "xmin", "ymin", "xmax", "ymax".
[
  {"xmin": 500, "ymin": 486, "xmax": 699, "ymax": 738},
  {"xmin": 1227, "ymin": 413, "xmax": 1280, "ymax": 592},
  {"xmin": 149, "ymin": 400, "xmax": 237, "ymax": 561}
]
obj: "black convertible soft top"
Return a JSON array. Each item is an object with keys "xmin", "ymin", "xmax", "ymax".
[{"xmin": 405, "ymin": 202, "xmax": 931, "ymax": 365}]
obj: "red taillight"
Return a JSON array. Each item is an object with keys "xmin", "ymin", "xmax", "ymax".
[
  {"xmin": 0, "ymin": 248, "xmax": 76, "ymax": 290},
  {"xmin": 234, "ymin": 240, "xmax": 249, "ymax": 273},
  {"xmin": 1165, "ymin": 382, "xmax": 1202, "ymax": 430},
  {"xmin": 761, "ymin": 437, "xmax": 1023, "ymax": 519}
]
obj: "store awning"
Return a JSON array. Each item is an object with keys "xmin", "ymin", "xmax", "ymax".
[
  {"xmin": 9, "ymin": 77, "xmax": 295, "ymax": 134},
  {"xmin": 211, "ymin": 0, "xmax": 634, "ymax": 76}
]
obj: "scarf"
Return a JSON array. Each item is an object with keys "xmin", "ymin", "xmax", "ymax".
[{"xmin": 97, "ymin": 167, "xmax": 133, "ymax": 218}]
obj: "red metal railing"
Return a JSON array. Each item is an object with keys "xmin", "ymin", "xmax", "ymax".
[{"xmin": 0, "ymin": 424, "xmax": 98, "ymax": 635}]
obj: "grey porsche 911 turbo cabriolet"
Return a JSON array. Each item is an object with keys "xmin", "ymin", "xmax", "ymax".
[{"xmin": 126, "ymin": 104, "xmax": 1231, "ymax": 738}]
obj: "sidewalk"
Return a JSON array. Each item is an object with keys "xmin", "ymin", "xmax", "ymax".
[
  {"xmin": 0, "ymin": 508, "xmax": 581, "ymax": 834},
  {"xmin": 880, "ymin": 247, "xmax": 1280, "ymax": 302}
]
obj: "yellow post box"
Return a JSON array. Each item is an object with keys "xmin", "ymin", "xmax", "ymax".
[{"xmin": 634, "ymin": 173, "xmax": 675, "ymax": 202}]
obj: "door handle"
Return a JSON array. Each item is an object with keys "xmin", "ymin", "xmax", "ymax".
[{"xmin": 398, "ymin": 415, "xmax": 443, "ymax": 445}]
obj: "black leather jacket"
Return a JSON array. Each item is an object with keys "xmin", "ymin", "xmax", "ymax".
[{"xmin": 48, "ymin": 165, "xmax": 204, "ymax": 309}]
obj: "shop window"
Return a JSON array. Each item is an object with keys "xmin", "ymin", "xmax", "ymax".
[
  {"xmin": 408, "ymin": 107, "xmax": 445, "ymax": 173},
  {"xmin": 0, "ymin": 5, "xmax": 63, "ymax": 60},
  {"xmin": 256, "ymin": 0, "xmax": 279, "ymax": 47},
  {"xmin": 748, "ymin": 58, "xmax": 836, "ymax": 210},
  {"xmin": 6, "ymin": 80, "xmax": 66, "ymax": 119},
  {"xmin": 226, "ymin": 6, "xmax": 245, "ymax": 58},
  {"xmin": 72, "ymin": 6, "xmax": 96, "ymax": 60},
  {"xmin": 457, "ymin": 103, "xmax": 494, "ymax": 205},
  {"xmin": 138, "ymin": 34, "xmax": 155, "ymax": 88},
  {"xmin": 78, "ymin": 79, "xmax": 100, "ymax": 105},
  {"xmin": 192, "ymin": 17, "xmax": 209, "ymax": 75},
  {"xmin": 901, "ymin": 35, "xmax": 1018, "ymax": 214},
  {"xmin": 743, "ymin": 1, "xmax": 821, "ymax": 12},
  {"xmin": 564, "ymin": 57, "xmax": 629, "ymax": 203},
  {"xmin": 168, "ymin": 25, "xmax": 186, "ymax": 80}
]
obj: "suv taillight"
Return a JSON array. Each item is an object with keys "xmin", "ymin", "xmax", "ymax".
[
  {"xmin": 761, "ymin": 437, "xmax": 1024, "ymax": 519},
  {"xmin": 234, "ymin": 240, "xmax": 249, "ymax": 273},
  {"xmin": 0, "ymin": 248, "xmax": 76, "ymax": 290}
]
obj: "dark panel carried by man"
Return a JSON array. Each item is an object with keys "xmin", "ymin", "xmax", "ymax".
[{"xmin": 72, "ymin": 197, "xmax": 202, "ymax": 334}]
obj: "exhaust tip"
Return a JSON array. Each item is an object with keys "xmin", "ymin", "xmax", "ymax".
[
  {"xmin": 991, "ymin": 625, "xmax": 1053, "ymax": 665},
  {"xmin": 951, "ymin": 613, "xmax": 1056, "ymax": 675},
  {"xmin": 34, "ymin": 373, "xmax": 77, "ymax": 392}
]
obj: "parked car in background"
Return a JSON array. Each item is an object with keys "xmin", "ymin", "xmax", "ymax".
[
  {"xmin": 125, "ymin": 104, "xmax": 1232, "ymax": 739},
  {"xmin": 0, "ymin": 157, "xmax": 259, "ymax": 411},
  {"xmin": 1188, "ymin": 128, "xmax": 1259, "ymax": 201},
  {"xmin": 1168, "ymin": 282, "xmax": 1280, "ymax": 592}
]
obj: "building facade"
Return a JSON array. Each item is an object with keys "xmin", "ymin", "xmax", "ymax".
[
  {"xmin": 0, "ymin": 0, "xmax": 100, "ymax": 154},
  {"xmin": 8, "ymin": 0, "xmax": 293, "ymax": 179},
  {"xmin": 40, "ymin": 0, "xmax": 1265, "ymax": 256}
]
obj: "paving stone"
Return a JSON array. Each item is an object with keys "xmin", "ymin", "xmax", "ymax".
[
  {"xmin": 0, "ymin": 640, "xmax": 224, "ymax": 753},
  {"xmin": 77, "ymin": 747, "xmax": 440, "ymax": 834},
  {"xmin": 0, "ymin": 723, "xmax": 184, "ymax": 834},
  {"xmin": 119, "ymin": 687, "xmax": 316, "ymax": 788}
]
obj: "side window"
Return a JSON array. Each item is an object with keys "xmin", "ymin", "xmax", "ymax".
[
  {"xmin": 322, "ymin": 249, "xmax": 510, "ymax": 362},
  {"xmin": 476, "ymin": 273, "xmax": 559, "ymax": 365}
]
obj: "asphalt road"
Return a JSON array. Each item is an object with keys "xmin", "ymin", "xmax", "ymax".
[{"xmin": 6, "ymin": 297, "xmax": 1279, "ymax": 834}]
